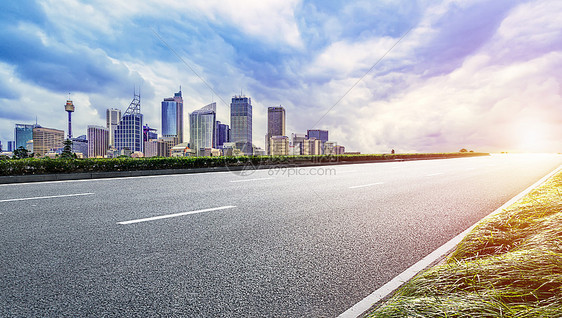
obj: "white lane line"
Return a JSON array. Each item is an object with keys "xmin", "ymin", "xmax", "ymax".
[
  {"xmin": 229, "ymin": 177, "xmax": 273, "ymax": 183},
  {"xmin": 0, "ymin": 171, "xmax": 234, "ymax": 187},
  {"xmin": 349, "ymin": 182, "xmax": 384, "ymax": 189},
  {"xmin": 118, "ymin": 205, "xmax": 236, "ymax": 225},
  {"xmin": 425, "ymin": 172, "xmax": 444, "ymax": 177},
  {"xmin": 0, "ymin": 193, "xmax": 94, "ymax": 203},
  {"xmin": 337, "ymin": 164, "xmax": 562, "ymax": 318}
]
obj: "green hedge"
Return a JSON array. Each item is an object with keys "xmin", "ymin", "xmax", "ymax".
[{"xmin": 0, "ymin": 153, "xmax": 488, "ymax": 176}]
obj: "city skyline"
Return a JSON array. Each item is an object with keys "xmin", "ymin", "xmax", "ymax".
[{"xmin": 0, "ymin": 1, "xmax": 561, "ymax": 153}]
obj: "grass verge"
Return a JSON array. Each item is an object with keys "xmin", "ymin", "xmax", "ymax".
[{"xmin": 366, "ymin": 168, "xmax": 562, "ymax": 318}]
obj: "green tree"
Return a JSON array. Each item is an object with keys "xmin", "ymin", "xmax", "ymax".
[
  {"xmin": 59, "ymin": 139, "xmax": 76, "ymax": 159},
  {"xmin": 13, "ymin": 146, "xmax": 30, "ymax": 159}
]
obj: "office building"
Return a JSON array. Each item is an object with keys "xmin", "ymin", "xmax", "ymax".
[
  {"xmin": 162, "ymin": 89, "xmax": 184, "ymax": 144},
  {"xmin": 230, "ymin": 95, "xmax": 252, "ymax": 155},
  {"xmin": 72, "ymin": 135, "xmax": 88, "ymax": 157},
  {"xmin": 265, "ymin": 106, "xmax": 285, "ymax": 155},
  {"xmin": 32, "ymin": 127, "xmax": 64, "ymax": 156},
  {"xmin": 87, "ymin": 125, "xmax": 109, "ymax": 158},
  {"xmin": 306, "ymin": 129, "xmax": 328, "ymax": 142},
  {"xmin": 170, "ymin": 142, "xmax": 191, "ymax": 157},
  {"xmin": 189, "ymin": 103, "xmax": 216, "ymax": 157},
  {"xmin": 291, "ymin": 133, "xmax": 307, "ymax": 155},
  {"xmin": 143, "ymin": 124, "xmax": 157, "ymax": 142},
  {"xmin": 144, "ymin": 139, "xmax": 167, "ymax": 157},
  {"xmin": 114, "ymin": 93, "xmax": 143, "ymax": 154},
  {"xmin": 215, "ymin": 121, "xmax": 230, "ymax": 148},
  {"xmin": 269, "ymin": 135, "xmax": 289, "ymax": 156},
  {"xmin": 106, "ymin": 108, "xmax": 121, "ymax": 146},
  {"xmin": 15, "ymin": 123, "xmax": 41, "ymax": 149},
  {"xmin": 7, "ymin": 141, "xmax": 15, "ymax": 152}
]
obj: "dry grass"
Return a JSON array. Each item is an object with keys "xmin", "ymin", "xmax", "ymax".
[{"xmin": 366, "ymin": 170, "xmax": 562, "ymax": 318}]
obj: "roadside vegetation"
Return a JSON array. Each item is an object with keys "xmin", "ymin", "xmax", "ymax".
[
  {"xmin": 0, "ymin": 152, "xmax": 487, "ymax": 176},
  {"xmin": 366, "ymin": 169, "xmax": 562, "ymax": 317}
]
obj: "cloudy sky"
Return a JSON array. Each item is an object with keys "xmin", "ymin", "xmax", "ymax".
[{"xmin": 1, "ymin": 0, "xmax": 561, "ymax": 153}]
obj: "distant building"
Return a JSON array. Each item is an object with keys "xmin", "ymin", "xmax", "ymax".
[
  {"xmin": 15, "ymin": 123, "xmax": 41, "ymax": 150},
  {"xmin": 215, "ymin": 121, "xmax": 230, "ymax": 148},
  {"xmin": 162, "ymin": 89, "xmax": 184, "ymax": 144},
  {"xmin": 32, "ymin": 127, "xmax": 64, "ymax": 156},
  {"xmin": 266, "ymin": 106, "xmax": 286, "ymax": 155},
  {"xmin": 307, "ymin": 130, "xmax": 328, "ymax": 155},
  {"xmin": 269, "ymin": 135, "xmax": 289, "ymax": 156},
  {"xmin": 306, "ymin": 129, "xmax": 328, "ymax": 142},
  {"xmin": 114, "ymin": 93, "xmax": 143, "ymax": 154},
  {"xmin": 7, "ymin": 141, "xmax": 15, "ymax": 152},
  {"xmin": 143, "ymin": 124, "xmax": 157, "ymax": 143},
  {"xmin": 291, "ymin": 133, "xmax": 307, "ymax": 155},
  {"xmin": 161, "ymin": 136, "xmax": 179, "ymax": 157},
  {"xmin": 87, "ymin": 125, "xmax": 109, "ymax": 158},
  {"xmin": 72, "ymin": 135, "xmax": 88, "ymax": 157},
  {"xmin": 230, "ymin": 95, "xmax": 252, "ymax": 155},
  {"xmin": 306, "ymin": 138, "xmax": 322, "ymax": 155},
  {"xmin": 334, "ymin": 145, "xmax": 345, "ymax": 155},
  {"xmin": 170, "ymin": 142, "xmax": 190, "ymax": 157},
  {"xmin": 106, "ymin": 108, "xmax": 121, "ymax": 147},
  {"xmin": 190, "ymin": 103, "xmax": 216, "ymax": 157},
  {"xmin": 144, "ymin": 139, "xmax": 166, "ymax": 157}
]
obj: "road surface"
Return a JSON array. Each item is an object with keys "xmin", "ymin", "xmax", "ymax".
[{"xmin": 1, "ymin": 154, "xmax": 561, "ymax": 317}]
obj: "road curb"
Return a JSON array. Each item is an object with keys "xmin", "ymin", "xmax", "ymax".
[{"xmin": 337, "ymin": 164, "xmax": 562, "ymax": 318}]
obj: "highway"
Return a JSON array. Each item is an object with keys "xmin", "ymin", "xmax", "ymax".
[{"xmin": 1, "ymin": 154, "xmax": 561, "ymax": 317}]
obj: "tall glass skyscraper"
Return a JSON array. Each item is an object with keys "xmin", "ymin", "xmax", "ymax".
[
  {"xmin": 115, "ymin": 93, "xmax": 143, "ymax": 154},
  {"xmin": 230, "ymin": 95, "xmax": 252, "ymax": 155},
  {"xmin": 15, "ymin": 123, "xmax": 41, "ymax": 149},
  {"xmin": 189, "ymin": 103, "xmax": 216, "ymax": 156},
  {"xmin": 162, "ymin": 90, "xmax": 183, "ymax": 144},
  {"xmin": 266, "ymin": 106, "xmax": 285, "ymax": 155}
]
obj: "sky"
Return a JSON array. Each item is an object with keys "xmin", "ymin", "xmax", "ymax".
[{"xmin": 0, "ymin": 0, "xmax": 561, "ymax": 153}]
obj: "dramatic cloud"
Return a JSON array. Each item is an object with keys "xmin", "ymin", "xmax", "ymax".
[{"xmin": 0, "ymin": 0, "xmax": 560, "ymax": 153}]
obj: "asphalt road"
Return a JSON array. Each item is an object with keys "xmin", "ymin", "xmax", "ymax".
[{"xmin": 1, "ymin": 154, "xmax": 561, "ymax": 317}]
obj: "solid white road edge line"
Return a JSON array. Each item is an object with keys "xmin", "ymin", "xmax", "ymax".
[
  {"xmin": 349, "ymin": 182, "xmax": 384, "ymax": 189},
  {"xmin": 117, "ymin": 205, "xmax": 237, "ymax": 225},
  {"xmin": 0, "ymin": 193, "xmax": 94, "ymax": 203},
  {"xmin": 337, "ymin": 164, "xmax": 562, "ymax": 318},
  {"xmin": 229, "ymin": 178, "xmax": 273, "ymax": 183}
]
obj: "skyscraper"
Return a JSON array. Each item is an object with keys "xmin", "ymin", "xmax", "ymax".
[
  {"xmin": 15, "ymin": 123, "xmax": 41, "ymax": 149},
  {"xmin": 106, "ymin": 108, "xmax": 121, "ymax": 147},
  {"xmin": 189, "ymin": 103, "xmax": 216, "ymax": 156},
  {"xmin": 230, "ymin": 95, "xmax": 252, "ymax": 155},
  {"xmin": 32, "ymin": 127, "xmax": 64, "ymax": 156},
  {"xmin": 266, "ymin": 106, "xmax": 285, "ymax": 155},
  {"xmin": 87, "ymin": 125, "xmax": 109, "ymax": 158},
  {"xmin": 162, "ymin": 89, "xmax": 184, "ymax": 144},
  {"xmin": 114, "ymin": 93, "xmax": 143, "ymax": 154},
  {"xmin": 7, "ymin": 141, "xmax": 15, "ymax": 152},
  {"xmin": 215, "ymin": 121, "xmax": 230, "ymax": 149}
]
